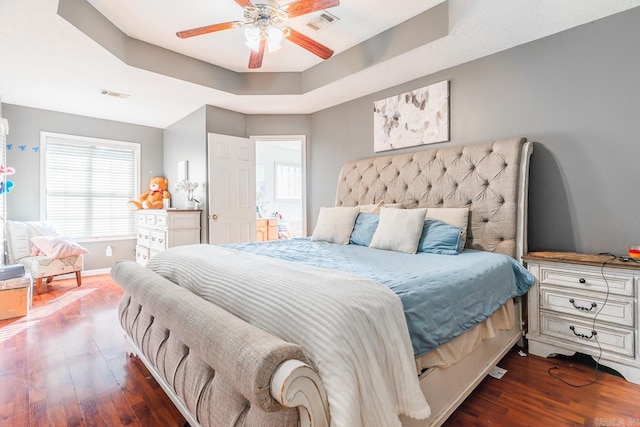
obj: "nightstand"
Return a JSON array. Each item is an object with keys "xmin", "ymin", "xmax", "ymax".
[{"xmin": 523, "ymin": 251, "xmax": 640, "ymax": 384}]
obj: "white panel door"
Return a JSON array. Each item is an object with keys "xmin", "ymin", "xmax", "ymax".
[{"xmin": 208, "ymin": 133, "xmax": 256, "ymax": 244}]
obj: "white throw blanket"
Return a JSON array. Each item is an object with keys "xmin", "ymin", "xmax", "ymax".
[{"xmin": 148, "ymin": 244, "xmax": 430, "ymax": 427}]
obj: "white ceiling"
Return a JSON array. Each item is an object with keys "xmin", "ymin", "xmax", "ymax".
[{"xmin": 0, "ymin": 0, "xmax": 639, "ymax": 129}]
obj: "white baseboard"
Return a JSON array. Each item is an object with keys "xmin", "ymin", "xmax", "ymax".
[{"xmin": 51, "ymin": 268, "xmax": 111, "ymax": 281}]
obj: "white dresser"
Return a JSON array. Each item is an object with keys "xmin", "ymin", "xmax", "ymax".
[
  {"xmin": 524, "ymin": 251, "xmax": 640, "ymax": 384},
  {"xmin": 135, "ymin": 209, "xmax": 201, "ymax": 266}
]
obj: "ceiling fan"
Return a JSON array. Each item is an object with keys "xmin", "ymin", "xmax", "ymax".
[{"xmin": 177, "ymin": 0, "xmax": 340, "ymax": 69}]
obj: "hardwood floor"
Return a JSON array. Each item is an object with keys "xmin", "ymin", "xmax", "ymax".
[
  {"xmin": 0, "ymin": 274, "xmax": 185, "ymax": 427},
  {"xmin": 1, "ymin": 274, "xmax": 639, "ymax": 426}
]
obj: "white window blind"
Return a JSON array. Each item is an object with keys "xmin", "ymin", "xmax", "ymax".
[
  {"xmin": 275, "ymin": 163, "xmax": 302, "ymax": 200},
  {"xmin": 41, "ymin": 132, "xmax": 140, "ymax": 240}
]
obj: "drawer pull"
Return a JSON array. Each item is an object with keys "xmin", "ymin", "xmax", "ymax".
[
  {"xmin": 578, "ymin": 278, "xmax": 586, "ymax": 284},
  {"xmin": 569, "ymin": 325, "xmax": 597, "ymax": 340},
  {"xmin": 569, "ymin": 298, "xmax": 597, "ymax": 312}
]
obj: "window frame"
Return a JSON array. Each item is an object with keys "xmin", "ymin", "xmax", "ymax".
[
  {"xmin": 40, "ymin": 131, "xmax": 141, "ymax": 242},
  {"xmin": 274, "ymin": 161, "xmax": 302, "ymax": 201}
]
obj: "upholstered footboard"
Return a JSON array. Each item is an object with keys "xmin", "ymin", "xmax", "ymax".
[{"xmin": 112, "ymin": 261, "xmax": 330, "ymax": 427}]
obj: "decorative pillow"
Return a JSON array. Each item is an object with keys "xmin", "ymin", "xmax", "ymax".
[
  {"xmin": 349, "ymin": 213, "xmax": 379, "ymax": 246},
  {"xmin": 425, "ymin": 207, "xmax": 470, "ymax": 246},
  {"xmin": 30, "ymin": 236, "xmax": 89, "ymax": 258},
  {"xmin": 311, "ymin": 206, "xmax": 360, "ymax": 244},
  {"xmin": 369, "ymin": 207, "xmax": 427, "ymax": 254},
  {"xmin": 357, "ymin": 201, "xmax": 384, "ymax": 214},
  {"xmin": 418, "ymin": 219, "xmax": 464, "ymax": 255}
]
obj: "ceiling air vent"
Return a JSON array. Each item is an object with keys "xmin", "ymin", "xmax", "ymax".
[
  {"xmin": 305, "ymin": 11, "xmax": 339, "ymax": 31},
  {"xmin": 99, "ymin": 89, "xmax": 130, "ymax": 99}
]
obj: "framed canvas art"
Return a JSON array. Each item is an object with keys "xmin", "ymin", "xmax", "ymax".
[{"xmin": 373, "ymin": 80, "xmax": 449, "ymax": 152}]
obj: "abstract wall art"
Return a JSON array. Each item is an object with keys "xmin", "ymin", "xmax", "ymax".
[{"xmin": 373, "ymin": 80, "xmax": 449, "ymax": 152}]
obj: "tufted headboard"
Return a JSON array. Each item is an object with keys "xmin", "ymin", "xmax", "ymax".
[{"xmin": 335, "ymin": 137, "xmax": 533, "ymax": 261}]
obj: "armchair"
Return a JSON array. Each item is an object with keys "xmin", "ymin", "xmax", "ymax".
[{"xmin": 5, "ymin": 221, "xmax": 85, "ymax": 294}]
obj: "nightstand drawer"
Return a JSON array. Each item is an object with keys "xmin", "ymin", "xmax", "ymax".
[
  {"xmin": 540, "ymin": 313, "xmax": 634, "ymax": 357},
  {"xmin": 539, "ymin": 264, "xmax": 634, "ymax": 296},
  {"xmin": 541, "ymin": 288, "xmax": 634, "ymax": 327}
]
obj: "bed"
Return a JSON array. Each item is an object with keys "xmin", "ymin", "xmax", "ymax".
[{"xmin": 112, "ymin": 136, "xmax": 534, "ymax": 427}]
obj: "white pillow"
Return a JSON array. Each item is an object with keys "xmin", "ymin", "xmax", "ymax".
[
  {"xmin": 311, "ymin": 207, "xmax": 360, "ymax": 244},
  {"xmin": 425, "ymin": 207, "xmax": 470, "ymax": 246},
  {"xmin": 30, "ymin": 235, "xmax": 89, "ymax": 258},
  {"xmin": 369, "ymin": 207, "xmax": 427, "ymax": 254}
]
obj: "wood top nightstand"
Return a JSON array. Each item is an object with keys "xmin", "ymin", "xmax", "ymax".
[{"xmin": 523, "ymin": 251, "xmax": 640, "ymax": 384}]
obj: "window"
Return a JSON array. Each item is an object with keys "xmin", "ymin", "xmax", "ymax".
[
  {"xmin": 41, "ymin": 132, "xmax": 140, "ymax": 240},
  {"xmin": 275, "ymin": 162, "xmax": 302, "ymax": 200}
]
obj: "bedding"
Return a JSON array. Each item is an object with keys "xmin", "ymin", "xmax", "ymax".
[
  {"xmin": 311, "ymin": 206, "xmax": 360, "ymax": 244},
  {"xmin": 417, "ymin": 219, "xmax": 464, "ymax": 255},
  {"xmin": 147, "ymin": 244, "xmax": 431, "ymax": 427},
  {"xmin": 224, "ymin": 238, "xmax": 534, "ymax": 357},
  {"xmin": 369, "ymin": 207, "xmax": 427, "ymax": 254},
  {"xmin": 114, "ymin": 137, "xmax": 534, "ymax": 427}
]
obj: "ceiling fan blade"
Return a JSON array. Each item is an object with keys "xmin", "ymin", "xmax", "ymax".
[
  {"xmin": 248, "ymin": 39, "xmax": 267, "ymax": 69},
  {"xmin": 284, "ymin": 27, "xmax": 333, "ymax": 60},
  {"xmin": 176, "ymin": 21, "xmax": 242, "ymax": 39},
  {"xmin": 235, "ymin": 0, "xmax": 254, "ymax": 7},
  {"xmin": 283, "ymin": 0, "xmax": 340, "ymax": 19}
]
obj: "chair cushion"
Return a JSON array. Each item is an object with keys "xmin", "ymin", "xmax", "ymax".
[{"xmin": 19, "ymin": 255, "xmax": 83, "ymax": 279}]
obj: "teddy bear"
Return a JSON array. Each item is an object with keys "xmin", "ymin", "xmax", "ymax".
[{"xmin": 128, "ymin": 176, "xmax": 171, "ymax": 210}]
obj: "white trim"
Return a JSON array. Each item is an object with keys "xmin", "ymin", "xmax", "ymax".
[
  {"xmin": 251, "ymin": 135, "xmax": 308, "ymax": 236},
  {"xmin": 50, "ymin": 268, "xmax": 112, "ymax": 281},
  {"xmin": 0, "ymin": 118, "xmax": 9, "ymax": 137}
]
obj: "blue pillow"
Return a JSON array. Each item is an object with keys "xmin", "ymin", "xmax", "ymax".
[
  {"xmin": 349, "ymin": 213, "xmax": 379, "ymax": 246},
  {"xmin": 418, "ymin": 218, "xmax": 464, "ymax": 255}
]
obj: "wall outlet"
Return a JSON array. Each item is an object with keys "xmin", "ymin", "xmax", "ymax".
[{"xmin": 106, "ymin": 245, "xmax": 113, "ymax": 257}]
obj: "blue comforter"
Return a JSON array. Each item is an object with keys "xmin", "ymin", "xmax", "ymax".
[{"xmin": 223, "ymin": 238, "xmax": 534, "ymax": 357}]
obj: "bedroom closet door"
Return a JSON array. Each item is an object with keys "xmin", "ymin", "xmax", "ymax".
[{"xmin": 207, "ymin": 133, "xmax": 256, "ymax": 244}]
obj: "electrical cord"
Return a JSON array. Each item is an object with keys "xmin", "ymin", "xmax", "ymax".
[{"xmin": 547, "ymin": 253, "xmax": 616, "ymax": 387}]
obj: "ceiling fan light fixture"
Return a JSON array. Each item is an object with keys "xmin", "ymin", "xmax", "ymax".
[
  {"xmin": 244, "ymin": 25, "xmax": 261, "ymax": 51},
  {"xmin": 266, "ymin": 26, "xmax": 283, "ymax": 52},
  {"xmin": 177, "ymin": 0, "xmax": 340, "ymax": 69}
]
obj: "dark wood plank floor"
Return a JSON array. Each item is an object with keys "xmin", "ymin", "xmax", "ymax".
[{"xmin": 1, "ymin": 275, "xmax": 639, "ymax": 426}]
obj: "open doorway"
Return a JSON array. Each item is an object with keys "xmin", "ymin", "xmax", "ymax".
[{"xmin": 254, "ymin": 136, "xmax": 306, "ymax": 239}]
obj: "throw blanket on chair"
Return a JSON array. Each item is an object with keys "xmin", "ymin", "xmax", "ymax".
[{"xmin": 147, "ymin": 244, "xmax": 430, "ymax": 427}]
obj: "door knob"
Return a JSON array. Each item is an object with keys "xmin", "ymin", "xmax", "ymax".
[{"xmin": 211, "ymin": 214, "xmax": 218, "ymax": 221}]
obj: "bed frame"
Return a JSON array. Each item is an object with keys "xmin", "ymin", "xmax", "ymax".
[{"xmin": 113, "ymin": 137, "xmax": 533, "ymax": 427}]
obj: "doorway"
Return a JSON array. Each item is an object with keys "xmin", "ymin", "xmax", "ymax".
[{"xmin": 254, "ymin": 136, "xmax": 306, "ymax": 238}]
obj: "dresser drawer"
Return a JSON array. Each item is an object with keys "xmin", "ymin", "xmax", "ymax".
[
  {"xmin": 137, "ymin": 213, "xmax": 147, "ymax": 226},
  {"xmin": 135, "ymin": 245, "xmax": 150, "ymax": 266},
  {"xmin": 540, "ymin": 312, "xmax": 634, "ymax": 357},
  {"xmin": 137, "ymin": 227, "xmax": 150, "ymax": 246},
  {"xmin": 149, "ymin": 229, "xmax": 167, "ymax": 251},
  {"xmin": 156, "ymin": 215, "xmax": 168, "ymax": 227},
  {"xmin": 539, "ymin": 264, "xmax": 634, "ymax": 296},
  {"xmin": 540, "ymin": 287, "xmax": 634, "ymax": 327}
]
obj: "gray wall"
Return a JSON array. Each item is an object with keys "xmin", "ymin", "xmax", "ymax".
[
  {"xmin": 163, "ymin": 106, "xmax": 206, "ymax": 211},
  {"xmin": 164, "ymin": 106, "xmax": 310, "ymax": 243},
  {"xmin": 3, "ymin": 104, "xmax": 164, "ymax": 270},
  {"xmin": 310, "ymin": 7, "xmax": 640, "ymax": 256}
]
